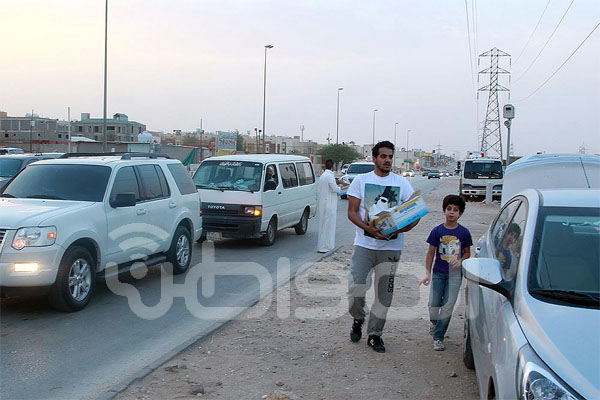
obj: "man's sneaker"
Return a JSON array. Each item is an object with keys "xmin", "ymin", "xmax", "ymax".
[
  {"xmin": 367, "ymin": 335, "xmax": 385, "ymax": 353},
  {"xmin": 350, "ymin": 319, "xmax": 363, "ymax": 342},
  {"xmin": 433, "ymin": 339, "xmax": 445, "ymax": 351},
  {"xmin": 429, "ymin": 323, "xmax": 436, "ymax": 336}
]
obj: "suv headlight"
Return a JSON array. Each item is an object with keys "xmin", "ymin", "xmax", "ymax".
[
  {"xmin": 12, "ymin": 226, "xmax": 57, "ymax": 250},
  {"xmin": 517, "ymin": 345, "xmax": 579, "ymax": 400}
]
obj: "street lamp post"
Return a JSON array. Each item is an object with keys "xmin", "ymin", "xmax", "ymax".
[
  {"xmin": 336, "ymin": 87, "xmax": 343, "ymax": 144},
  {"xmin": 261, "ymin": 44, "xmax": 274, "ymax": 154},
  {"xmin": 406, "ymin": 129, "xmax": 411, "ymax": 169},
  {"xmin": 393, "ymin": 122, "xmax": 398, "ymax": 170},
  {"xmin": 372, "ymin": 109, "xmax": 378, "ymax": 145},
  {"xmin": 102, "ymin": 0, "xmax": 108, "ymax": 152}
]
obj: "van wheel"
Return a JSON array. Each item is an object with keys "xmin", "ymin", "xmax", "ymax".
[
  {"xmin": 167, "ymin": 226, "xmax": 192, "ymax": 275},
  {"xmin": 49, "ymin": 246, "xmax": 96, "ymax": 312},
  {"xmin": 463, "ymin": 318, "xmax": 475, "ymax": 369},
  {"xmin": 295, "ymin": 209, "xmax": 309, "ymax": 235},
  {"xmin": 260, "ymin": 218, "xmax": 277, "ymax": 246}
]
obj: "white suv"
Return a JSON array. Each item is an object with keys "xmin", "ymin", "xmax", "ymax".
[{"xmin": 0, "ymin": 153, "xmax": 202, "ymax": 311}]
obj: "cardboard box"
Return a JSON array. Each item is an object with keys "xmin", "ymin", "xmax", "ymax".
[{"xmin": 371, "ymin": 194, "xmax": 429, "ymax": 236}]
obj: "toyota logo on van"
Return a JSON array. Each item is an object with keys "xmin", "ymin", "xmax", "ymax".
[{"xmin": 207, "ymin": 205, "xmax": 226, "ymax": 210}]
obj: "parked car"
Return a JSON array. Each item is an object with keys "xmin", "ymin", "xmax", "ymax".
[
  {"xmin": 462, "ymin": 188, "xmax": 599, "ymax": 400},
  {"xmin": 339, "ymin": 161, "xmax": 375, "ymax": 199},
  {"xmin": 0, "ymin": 153, "xmax": 202, "ymax": 311},
  {"xmin": 428, "ymin": 169, "xmax": 441, "ymax": 179},
  {"xmin": 0, "ymin": 147, "xmax": 25, "ymax": 155},
  {"xmin": 193, "ymin": 154, "xmax": 317, "ymax": 246},
  {"xmin": 0, "ymin": 154, "xmax": 55, "ymax": 189},
  {"xmin": 422, "ymin": 169, "xmax": 432, "ymax": 176},
  {"xmin": 402, "ymin": 169, "xmax": 414, "ymax": 177}
]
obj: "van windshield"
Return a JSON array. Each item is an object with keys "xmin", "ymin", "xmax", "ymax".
[
  {"xmin": 464, "ymin": 160, "xmax": 503, "ymax": 179},
  {"xmin": 348, "ymin": 164, "xmax": 374, "ymax": 174},
  {"xmin": 193, "ymin": 160, "xmax": 263, "ymax": 192}
]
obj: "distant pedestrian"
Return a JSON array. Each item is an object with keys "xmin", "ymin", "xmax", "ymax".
[
  {"xmin": 317, "ymin": 159, "xmax": 341, "ymax": 253},
  {"xmin": 346, "ymin": 141, "xmax": 420, "ymax": 353},
  {"xmin": 420, "ymin": 194, "xmax": 472, "ymax": 351}
]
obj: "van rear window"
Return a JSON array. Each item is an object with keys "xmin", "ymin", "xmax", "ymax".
[{"xmin": 296, "ymin": 162, "xmax": 315, "ymax": 186}]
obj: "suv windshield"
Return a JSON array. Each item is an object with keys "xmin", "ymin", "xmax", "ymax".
[
  {"xmin": 347, "ymin": 164, "xmax": 374, "ymax": 174},
  {"xmin": 0, "ymin": 164, "xmax": 112, "ymax": 202},
  {"xmin": 528, "ymin": 206, "xmax": 600, "ymax": 308},
  {"xmin": 193, "ymin": 160, "xmax": 262, "ymax": 192},
  {"xmin": 464, "ymin": 160, "xmax": 503, "ymax": 179},
  {"xmin": 0, "ymin": 158, "xmax": 23, "ymax": 178}
]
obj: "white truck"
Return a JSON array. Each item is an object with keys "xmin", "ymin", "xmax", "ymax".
[{"xmin": 459, "ymin": 155, "xmax": 503, "ymax": 201}]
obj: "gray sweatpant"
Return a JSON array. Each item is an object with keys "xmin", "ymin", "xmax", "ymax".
[{"xmin": 347, "ymin": 245, "xmax": 402, "ymax": 337}]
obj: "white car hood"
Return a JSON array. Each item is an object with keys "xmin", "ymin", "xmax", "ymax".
[
  {"xmin": 0, "ymin": 198, "xmax": 93, "ymax": 228},
  {"xmin": 518, "ymin": 299, "xmax": 599, "ymax": 399}
]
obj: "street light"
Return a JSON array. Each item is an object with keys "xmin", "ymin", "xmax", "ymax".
[
  {"xmin": 393, "ymin": 122, "xmax": 398, "ymax": 170},
  {"xmin": 102, "ymin": 0, "xmax": 108, "ymax": 152},
  {"xmin": 372, "ymin": 109, "xmax": 378, "ymax": 145},
  {"xmin": 336, "ymin": 87, "xmax": 343, "ymax": 144},
  {"xmin": 406, "ymin": 129, "xmax": 411, "ymax": 169},
  {"xmin": 262, "ymin": 44, "xmax": 274, "ymax": 154}
]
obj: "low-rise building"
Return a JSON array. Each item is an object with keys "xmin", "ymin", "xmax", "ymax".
[
  {"xmin": 0, "ymin": 113, "xmax": 70, "ymax": 150},
  {"xmin": 71, "ymin": 113, "xmax": 146, "ymax": 142}
]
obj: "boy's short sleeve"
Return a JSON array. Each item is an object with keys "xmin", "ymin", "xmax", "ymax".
[
  {"xmin": 462, "ymin": 228, "xmax": 473, "ymax": 248},
  {"xmin": 426, "ymin": 226, "xmax": 438, "ymax": 246},
  {"xmin": 346, "ymin": 175, "xmax": 362, "ymax": 200}
]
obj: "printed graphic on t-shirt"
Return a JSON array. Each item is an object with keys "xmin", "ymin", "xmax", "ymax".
[
  {"xmin": 364, "ymin": 183, "xmax": 401, "ymax": 240},
  {"xmin": 439, "ymin": 235, "xmax": 461, "ymax": 262}
]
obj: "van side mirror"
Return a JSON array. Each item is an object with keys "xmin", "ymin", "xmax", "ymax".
[
  {"xmin": 111, "ymin": 193, "xmax": 136, "ymax": 208},
  {"xmin": 463, "ymin": 258, "xmax": 511, "ymax": 298}
]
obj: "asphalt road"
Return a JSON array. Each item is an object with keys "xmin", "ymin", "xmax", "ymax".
[{"xmin": 0, "ymin": 176, "xmax": 443, "ymax": 400}]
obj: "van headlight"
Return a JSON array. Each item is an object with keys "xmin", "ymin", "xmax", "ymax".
[
  {"xmin": 243, "ymin": 206, "xmax": 262, "ymax": 216},
  {"xmin": 12, "ymin": 227, "xmax": 57, "ymax": 250},
  {"xmin": 517, "ymin": 345, "xmax": 579, "ymax": 400}
]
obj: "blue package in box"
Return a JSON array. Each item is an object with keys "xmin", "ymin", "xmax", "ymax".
[{"xmin": 372, "ymin": 194, "xmax": 429, "ymax": 236}]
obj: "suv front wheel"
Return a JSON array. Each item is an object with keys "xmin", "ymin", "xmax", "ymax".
[
  {"xmin": 167, "ymin": 225, "xmax": 192, "ymax": 274},
  {"xmin": 49, "ymin": 246, "xmax": 96, "ymax": 312}
]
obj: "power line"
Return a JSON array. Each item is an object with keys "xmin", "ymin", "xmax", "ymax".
[
  {"xmin": 472, "ymin": 0, "xmax": 479, "ymax": 56},
  {"xmin": 514, "ymin": 0, "xmax": 552, "ymax": 65},
  {"xmin": 465, "ymin": 0, "xmax": 476, "ymax": 95},
  {"xmin": 513, "ymin": 0, "xmax": 575, "ymax": 84},
  {"xmin": 514, "ymin": 22, "xmax": 599, "ymax": 103}
]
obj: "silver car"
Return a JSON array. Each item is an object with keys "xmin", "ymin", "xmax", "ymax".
[{"xmin": 462, "ymin": 188, "xmax": 599, "ymax": 400}]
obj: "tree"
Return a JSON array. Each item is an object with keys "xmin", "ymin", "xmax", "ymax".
[
  {"xmin": 317, "ymin": 144, "xmax": 360, "ymax": 165},
  {"xmin": 235, "ymin": 130, "xmax": 245, "ymax": 151}
]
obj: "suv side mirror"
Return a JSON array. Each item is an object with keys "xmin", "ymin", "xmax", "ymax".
[
  {"xmin": 463, "ymin": 258, "xmax": 510, "ymax": 298},
  {"xmin": 111, "ymin": 193, "xmax": 136, "ymax": 208}
]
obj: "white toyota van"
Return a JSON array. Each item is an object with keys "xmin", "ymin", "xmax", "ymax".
[{"xmin": 192, "ymin": 155, "xmax": 317, "ymax": 246}]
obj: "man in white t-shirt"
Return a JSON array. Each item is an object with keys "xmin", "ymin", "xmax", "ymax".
[{"xmin": 346, "ymin": 140, "xmax": 420, "ymax": 353}]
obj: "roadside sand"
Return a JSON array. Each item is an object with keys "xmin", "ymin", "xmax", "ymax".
[{"xmin": 117, "ymin": 178, "xmax": 499, "ymax": 400}]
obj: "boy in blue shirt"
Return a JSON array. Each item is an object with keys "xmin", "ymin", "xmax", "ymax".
[{"xmin": 420, "ymin": 194, "xmax": 472, "ymax": 351}]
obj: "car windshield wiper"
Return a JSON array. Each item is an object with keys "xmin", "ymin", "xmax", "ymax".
[
  {"xmin": 26, "ymin": 194, "xmax": 65, "ymax": 200},
  {"xmin": 530, "ymin": 289, "xmax": 600, "ymax": 307},
  {"xmin": 0, "ymin": 193, "xmax": 15, "ymax": 198}
]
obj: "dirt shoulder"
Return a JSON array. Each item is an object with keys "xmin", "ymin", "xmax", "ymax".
[{"xmin": 117, "ymin": 178, "xmax": 499, "ymax": 400}]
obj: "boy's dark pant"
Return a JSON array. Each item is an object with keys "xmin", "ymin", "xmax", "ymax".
[
  {"xmin": 428, "ymin": 269, "xmax": 462, "ymax": 341},
  {"xmin": 347, "ymin": 245, "xmax": 401, "ymax": 337}
]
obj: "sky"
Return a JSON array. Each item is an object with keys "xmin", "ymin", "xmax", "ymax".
[{"xmin": 1, "ymin": 0, "xmax": 599, "ymax": 159}]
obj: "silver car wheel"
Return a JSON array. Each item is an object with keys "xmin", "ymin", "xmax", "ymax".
[
  {"xmin": 176, "ymin": 234, "xmax": 190, "ymax": 266},
  {"xmin": 68, "ymin": 258, "xmax": 92, "ymax": 301}
]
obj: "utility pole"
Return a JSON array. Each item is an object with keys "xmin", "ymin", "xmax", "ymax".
[
  {"xmin": 29, "ymin": 109, "xmax": 34, "ymax": 153},
  {"xmin": 102, "ymin": 0, "xmax": 108, "ymax": 152},
  {"xmin": 68, "ymin": 107, "xmax": 71, "ymax": 153},
  {"xmin": 200, "ymin": 118, "xmax": 203, "ymax": 161},
  {"xmin": 336, "ymin": 88, "xmax": 343, "ymax": 144},
  {"xmin": 478, "ymin": 47, "xmax": 510, "ymax": 159},
  {"xmin": 393, "ymin": 122, "xmax": 398, "ymax": 170},
  {"xmin": 372, "ymin": 109, "xmax": 378, "ymax": 145},
  {"xmin": 300, "ymin": 124, "xmax": 304, "ymax": 141}
]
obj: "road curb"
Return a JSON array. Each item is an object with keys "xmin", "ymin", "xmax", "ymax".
[{"xmin": 98, "ymin": 244, "xmax": 344, "ymax": 400}]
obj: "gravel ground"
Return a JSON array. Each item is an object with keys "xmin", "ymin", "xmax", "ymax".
[{"xmin": 117, "ymin": 178, "xmax": 499, "ymax": 400}]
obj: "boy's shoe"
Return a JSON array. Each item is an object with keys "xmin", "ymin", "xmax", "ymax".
[
  {"xmin": 350, "ymin": 319, "xmax": 363, "ymax": 342},
  {"xmin": 367, "ymin": 335, "xmax": 385, "ymax": 353},
  {"xmin": 429, "ymin": 323, "xmax": 436, "ymax": 336},
  {"xmin": 433, "ymin": 339, "xmax": 445, "ymax": 351}
]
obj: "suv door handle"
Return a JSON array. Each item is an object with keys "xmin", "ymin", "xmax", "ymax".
[
  {"xmin": 169, "ymin": 201, "xmax": 177, "ymax": 209},
  {"xmin": 136, "ymin": 209, "xmax": 147, "ymax": 215}
]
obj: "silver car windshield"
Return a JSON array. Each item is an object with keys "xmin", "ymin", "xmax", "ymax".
[
  {"xmin": 528, "ymin": 206, "xmax": 600, "ymax": 308},
  {"xmin": 348, "ymin": 164, "xmax": 374, "ymax": 174},
  {"xmin": 193, "ymin": 160, "xmax": 263, "ymax": 192}
]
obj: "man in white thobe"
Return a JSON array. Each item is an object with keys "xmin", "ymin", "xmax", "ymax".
[{"xmin": 317, "ymin": 159, "xmax": 341, "ymax": 253}]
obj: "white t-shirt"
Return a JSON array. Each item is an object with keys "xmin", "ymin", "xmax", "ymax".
[{"xmin": 347, "ymin": 171, "xmax": 415, "ymax": 251}]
